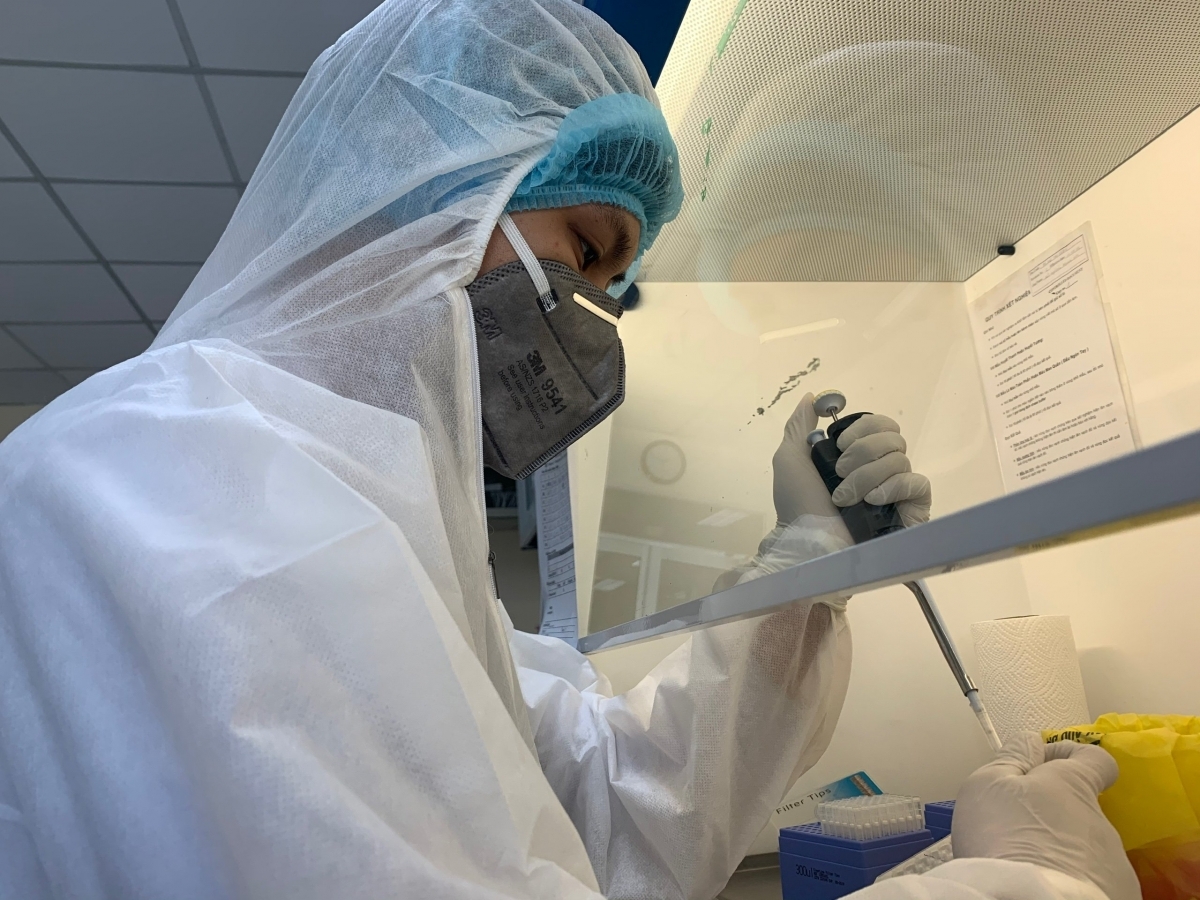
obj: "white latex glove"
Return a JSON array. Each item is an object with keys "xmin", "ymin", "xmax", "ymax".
[
  {"xmin": 772, "ymin": 393, "xmax": 841, "ymax": 524},
  {"xmin": 830, "ymin": 412, "xmax": 931, "ymax": 527},
  {"xmin": 953, "ymin": 733, "xmax": 1140, "ymax": 900},
  {"xmin": 773, "ymin": 394, "xmax": 932, "ymax": 528}
]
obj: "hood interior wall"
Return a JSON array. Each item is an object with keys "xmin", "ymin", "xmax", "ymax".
[
  {"xmin": 964, "ymin": 105, "xmax": 1200, "ymax": 723},
  {"xmin": 577, "ymin": 274, "xmax": 1025, "ymax": 838},
  {"xmin": 585, "ymin": 275, "xmax": 1002, "ymax": 630}
]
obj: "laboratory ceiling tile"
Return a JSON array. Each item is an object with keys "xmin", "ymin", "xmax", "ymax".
[
  {"xmin": 113, "ymin": 264, "xmax": 201, "ymax": 321},
  {"xmin": 57, "ymin": 184, "xmax": 239, "ymax": 263},
  {"xmin": 0, "ymin": 370, "xmax": 68, "ymax": 405},
  {"xmin": 175, "ymin": 0, "xmax": 382, "ymax": 71},
  {"xmin": 0, "ymin": 330, "xmax": 40, "ymax": 369},
  {"xmin": 0, "ymin": 264, "xmax": 136, "ymax": 322},
  {"xmin": 0, "ymin": 135, "xmax": 28, "ymax": 177},
  {"xmin": 206, "ymin": 76, "xmax": 303, "ymax": 180},
  {"xmin": 8, "ymin": 322, "xmax": 154, "ymax": 370},
  {"xmin": 59, "ymin": 369, "xmax": 98, "ymax": 387},
  {"xmin": 0, "ymin": 69, "xmax": 229, "ymax": 182},
  {"xmin": 0, "ymin": 0, "xmax": 186, "ymax": 66},
  {"xmin": 0, "ymin": 183, "xmax": 90, "ymax": 261}
]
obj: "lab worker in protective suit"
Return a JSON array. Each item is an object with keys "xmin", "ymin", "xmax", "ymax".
[{"xmin": 0, "ymin": 2, "xmax": 1136, "ymax": 900}]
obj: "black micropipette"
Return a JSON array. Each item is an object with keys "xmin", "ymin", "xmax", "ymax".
[{"xmin": 805, "ymin": 389, "xmax": 1003, "ymax": 753}]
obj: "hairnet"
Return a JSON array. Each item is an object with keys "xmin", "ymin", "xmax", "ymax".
[
  {"xmin": 505, "ymin": 92, "xmax": 684, "ymax": 256},
  {"xmin": 156, "ymin": 0, "xmax": 658, "ymax": 357}
]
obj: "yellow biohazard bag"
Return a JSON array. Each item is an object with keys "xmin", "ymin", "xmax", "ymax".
[{"xmin": 1044, "ymin": 714, "xmax": 1200, "ymax": 900}]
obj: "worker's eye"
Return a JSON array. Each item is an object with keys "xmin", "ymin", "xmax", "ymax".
[{"xmin": 579, "ymin": 235, "xmax": 599, "ymax": 270}]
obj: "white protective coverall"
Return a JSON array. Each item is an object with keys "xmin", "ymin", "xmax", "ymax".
[
  {"xmin": 0, "ymin": 3, "xmax": 1099, "ymax": 900},
  {"xmin": 0, "ymin": 3, "xmax": 849, "ymax": 899}
]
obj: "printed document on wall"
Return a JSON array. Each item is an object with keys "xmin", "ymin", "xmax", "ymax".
[
  {"xmin": 535, "ymin": 453, "xmax": 578, "ymax": 642},
  {"xmin": 968, "ymin": 226, "xmax": 1135, "ymax": 491}
]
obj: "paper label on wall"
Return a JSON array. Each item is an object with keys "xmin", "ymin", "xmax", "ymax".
[
  {"xmin": 969, "ymin": 227, "xmax": 1135, "ymax": 490},
  {"xmin": 535, "ymin": 453, "xmax": 577, "ymax": 643}
]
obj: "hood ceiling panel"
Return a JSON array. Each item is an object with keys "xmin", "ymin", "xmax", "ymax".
[{"xmin": 644, "ymin": 0, "xmax": 1200, "ymax": 282}]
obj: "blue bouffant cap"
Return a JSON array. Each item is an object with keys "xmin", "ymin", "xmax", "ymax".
[{"xmin": 506, "ymin": 93, "xmax": 685, "ymax": 258}]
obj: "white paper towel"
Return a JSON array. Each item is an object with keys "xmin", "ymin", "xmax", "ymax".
[{"xmin": 971, "ymin": 615, "xmax": 1091, "ymax": 745}]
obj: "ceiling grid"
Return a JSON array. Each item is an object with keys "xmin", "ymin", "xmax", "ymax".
[{"xmin": 0, "ymin": 0, "xmax": 381, "ymax": 405}]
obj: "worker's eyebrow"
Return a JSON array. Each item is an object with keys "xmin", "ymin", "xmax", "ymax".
[{"xmin": 601, "ymin": 206, "xmax": 636, "ymax": 270}]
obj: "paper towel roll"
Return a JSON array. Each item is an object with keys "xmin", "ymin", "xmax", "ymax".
[{"xmin": 971, "ymin": 615, "xmax": 1091, "ymax": 745}]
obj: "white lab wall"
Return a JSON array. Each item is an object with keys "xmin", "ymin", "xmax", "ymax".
[
  {"xmin": 575, "ymin": 279, "xmax": 1035, "ymax": 850},
  {"xmin": 964, "ymin": 107, "xmax": 1200, "ymax": 720}
]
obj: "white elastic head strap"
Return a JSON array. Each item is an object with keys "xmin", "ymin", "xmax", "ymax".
[{"xmin": 499, "ymin": 212, "xmax": 557, "ymax": 310}]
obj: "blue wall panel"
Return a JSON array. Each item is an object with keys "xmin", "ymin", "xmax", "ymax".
[{"xmin": 582, "ymin": 0, "xmax": 690, "ymax": 84}]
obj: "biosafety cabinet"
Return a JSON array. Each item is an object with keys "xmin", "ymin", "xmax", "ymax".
[{"xmin": 565, "ymin": 0, "xmax": 1200, "ymax": 840}]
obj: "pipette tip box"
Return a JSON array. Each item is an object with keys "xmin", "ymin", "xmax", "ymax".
[
  {"xmin": 924, "ymin": 801, "xmax": 955, "ymax": 841},
  {"xmin": 779, "ymin": 823, "xmax": 935, "ymax": 900}
]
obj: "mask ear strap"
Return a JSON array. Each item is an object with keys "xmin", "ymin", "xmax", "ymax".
[{"xmin": 499, "ymin": 212, "xmax": 557, "ymax": 312}]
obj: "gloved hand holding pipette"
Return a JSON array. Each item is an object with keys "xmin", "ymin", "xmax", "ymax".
[
  {"xmin": 825, "ymin": 413, "xmax": 932, "ymax": 528},
  {"xmin": 772, "ymin": 393, "xmax": 933, "ymax": 530},
  {"xmin": 715, "ymin": 393, "xmax": 931, "ymax": 586}
]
